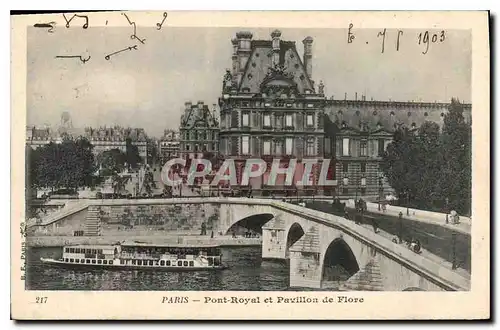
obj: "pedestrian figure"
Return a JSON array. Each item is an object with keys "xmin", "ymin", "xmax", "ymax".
[
  {"xmin": 211, "ymin": 231, "xmax": 214, "ymax": 238},
  {"xmin": 382, "ymin": 203, "xmax": 387, "ymax": 213}
]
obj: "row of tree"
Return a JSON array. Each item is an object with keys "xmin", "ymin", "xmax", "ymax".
[
  {"xmin": 26, "ymin": 136, "xmax": 143, "ymax": 191},
  {"xmin": 381, "ymin": 98, "xmax": 471, "ymax": 215}
]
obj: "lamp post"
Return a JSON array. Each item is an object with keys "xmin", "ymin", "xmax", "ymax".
[
  {"xmin": 451, "ymin": 231, "xmax": 457, "ymax": 270},
  {"xmin": 406, "ymin": 189, "xmax": 410, "ymax": 216},
  {"xmin": 378, "ymin": 176, "xmax": 383, "ymax": 211},
  {"xmin": 445, "ymin": 197, "xmax": 450, "ymax": 224}
]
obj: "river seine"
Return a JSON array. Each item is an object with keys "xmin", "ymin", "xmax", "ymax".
[{"xmin": 26, "ymin": 246, "xmax": 332, "ymax": 291}]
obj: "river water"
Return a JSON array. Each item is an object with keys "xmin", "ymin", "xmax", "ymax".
[{"xmin": 26, "ymin": 246, "xmax": 333, "ymax": 291}]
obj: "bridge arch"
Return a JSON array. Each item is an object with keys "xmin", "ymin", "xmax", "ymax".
[
  {"xmin": 321, "ymin": 238, "xmax": 360, "ymax": 283},
  {"xmin": 225, "ymin": 213, "xmax": 274, "ymax": 235},
  {"xmin": 285, "ymin": 222, "xmax": 305, "ymax": 259}
]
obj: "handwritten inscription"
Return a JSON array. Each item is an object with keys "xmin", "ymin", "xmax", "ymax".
[
  {"xmin": 62, "ymin": 13, "xmax": 89, "ymax": 29},
  {"xmin": 34, "ymin": 22, "xmax": 56, "ymax": 33},
  {"xmin": 55, "ymin": 55, "xmax": 91, "ymax": 64},
  {"xmin": 122, "ymin": 13, "xmax": 146, "ymax": 44},
  {"xmin": 105, "ymin": 45, "xmax": 138, "ymax": 60},
  {"xmin": 157, "ymin": 12, "xmax": 168, "ymax": 30},
  {"xmin": 418, "ymin": 30, "xmax": 446, "ymax": 55},
  {"xmin": 347, "ymin": 24, "xmax": 446, "ymax": 55}
]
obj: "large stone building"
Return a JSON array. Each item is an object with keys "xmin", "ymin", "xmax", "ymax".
[
  {"xmin": 158, "ymin": 129, "xmax": 180, "ymax": 162},
  {"xmin": 218, "ymin": 30, "xmax": 327, "ymax": 192},
  {"xmin": 323, "ymin": 99, "xmax": 472, "ymax": 199},
  {"xmin": 216, "ymin": 29, "xmax": 472, "ymax": 199},
  {"xmin": 83, "ymin": 126, "xmax": 148, "ymax": 162},
  {"xmin": 26, "ymin": 126, "xmax": 61, "ymax": 149},
  {"xmin": 179, "ymin": 101, "xmax": 219, "ymax": 160}
]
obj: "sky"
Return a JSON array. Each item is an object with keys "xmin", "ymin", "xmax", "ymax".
[{"xmin": 27, "ymin": 27, "xmax": 471, "ymax": 138}]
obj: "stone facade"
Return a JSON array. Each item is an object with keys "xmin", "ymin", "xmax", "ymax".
[
  {"xmin": 158, "ymin": 129, "xmax": 180, "ymax": 163},
  {"xmin": 324, "ymin": 99, "xmax": 472, "ymax": 199},
  {"xmin": 218, "ymin": 30, "xmax": 326, "ymax": 191},
  {"xmin": 179, "ymin": 101, "xmax": 219, "ymax": 160}
]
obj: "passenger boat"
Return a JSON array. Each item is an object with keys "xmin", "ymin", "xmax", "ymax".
[{"xmin": 40, "ymin": 241, "xmax": 227, "ymax": 271}]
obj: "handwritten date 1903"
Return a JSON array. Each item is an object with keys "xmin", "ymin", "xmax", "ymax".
[{"xmin": 418, "ymin": 31, "xmax": 446, "ymax": 55}]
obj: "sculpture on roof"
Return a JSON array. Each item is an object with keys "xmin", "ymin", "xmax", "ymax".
[
  {"xmin": 318, "ymin": 80, "xmax": 325, "ymax": 95},
  {"xmin": 222, "ymin": 69, "xmax": 233, "ymax": 92}
]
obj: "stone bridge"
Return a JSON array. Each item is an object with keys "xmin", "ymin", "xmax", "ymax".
[
  {"xmin": 218, "ymin": 199, "xmax": 470, "ymax": 291},
  {"xmin": 29, "ymin": 197, "xmax": 470, "ymax": 291}
]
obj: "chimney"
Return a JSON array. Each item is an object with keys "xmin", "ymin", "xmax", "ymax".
[
  {"xmin": 235, "ymin": 31, "xmax": 253, "ymax": 85},
  {"xmin": 344, "ymin": 92, "xmax": 347, "ymax": 100},
  {"xmin": 302, "ymin": 36, "xmax": 313, "ymax": 79},
  {"xmin": 271, "ymin": 29, "xmax": 282, "ymax": 67},
  {"xmin": 185, "ymin": 101, "xmax": 192, "ymax": 111},
  {"xmin": 231, "ymin": 38, "xmax": 239, "ymax": 78},
  {"xmin": 355, "ymin": 92, "xmax": 358, "ymax": 101}
]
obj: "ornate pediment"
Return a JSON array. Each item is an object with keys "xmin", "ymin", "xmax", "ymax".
[{"xmin": 260, "ymin": 64, "xmax": 298, "ymax": 97}]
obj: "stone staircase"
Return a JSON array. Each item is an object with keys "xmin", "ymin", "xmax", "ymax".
[
  {"xmin": 85, "ymin": 206, "xmax": 101, "ymax": 236},
  {"xmin": 340, "ymin": 260, "xmax": 384, "ymax": 291}
]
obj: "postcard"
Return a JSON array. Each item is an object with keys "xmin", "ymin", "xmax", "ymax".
[{"xmin": 11, "ymin": 10, "xmax": 490, "ymax": 320}]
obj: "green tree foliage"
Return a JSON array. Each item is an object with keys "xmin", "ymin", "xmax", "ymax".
[
  {"xmin": 381, "ymin": 99, "xmax": 471, "ymax": 215},
  {"xmin": 34, "ymin": 137, "xmax": 96, "ymax": 190},
  {"xmin": 126, "ymin": 138, "xmax": 142, "ymax": 169}
]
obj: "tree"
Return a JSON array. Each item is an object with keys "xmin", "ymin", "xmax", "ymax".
[
  {"xmin": 440, "ymin": 98, "xmax": 472, "ymax": 215},
  {"xmin": 98, "ymin": 149, "xmax": 126, "ymax": 177},
  {"xmin": 35, "ymin": 137, "xmax": 96, "ymax": 190},
  {"xmin": 126, "ymin": 138, "xmax": 142, "ymax": 169}
]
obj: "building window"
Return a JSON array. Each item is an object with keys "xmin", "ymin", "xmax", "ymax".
[
  {"xmin": 285, "ymin": 114, "xmax": 293, "ymax": 127},
  {"xmin": 306, "ymin": 114, "xmax": 314, "ymax": 127},
  {"xmin": 306, "ymin": 138, "xmax": 315, "ymax": 156},
  {"xmin": 285, "ymin": 138, "xmax": 293, "ymax": 155},
  {"xmin": 342, "ymin": 138, "xmax": 350, "ymax": 156},
  {"xmin": 360, "ymin": 140, "xmax": 367, "ymax": 156},
  {"xmin": 361, "ymin": 177, "xmax": 366, "ymax": 186},
  {"xmin": 361, "ymin": 162, "xmax": 366, "ymax": 173},
  {"xmin": 343, "ymin": 162, "xmax": 349, "ymax": 172},
  {"xmin": 263, "ymin": 141, "xmax": 271, "ymax": 155},
  {"xmin": 241, "ymin": 136, "xmax": 249, "ymax": 155},
  {"xmin": 275, "ymin": 115, "xmax": 283, "ymax": 129},
  {"xmin": 275, "ymin": 140, "xmax": 283, "ymax": 156},
  {"xmin": 378, "ymin": 139, "xmax": 385, "ymax": 156},
  {"xmin": 343, "ymin": 177, "xmax": 349, "ymax": 186},
  {"xmin": 343, "ymin": 188, "xmax": 348, "ymax": 194},
  {"xmin": 361, "ymin": 187, "xmax": 366, "ymax": 195},
  {"xmin": 264, "ymin": 114, "xmax": 271, "ymax": 128},
  {"xmin": 242, "ymin": 113, "xmax": 249, "ymax": 127}
]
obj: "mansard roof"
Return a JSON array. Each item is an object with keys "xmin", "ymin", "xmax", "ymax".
[
  {"xmin": 237, "ymin": 38, "xmax": 315, "ymax": 94},
  {"xmin": 325, "ymin": 99, "xmax": 472, "ymax": 133},
  {"xmin": 180, "ymin": 103, "xmax": 219, "ymax": 130}
]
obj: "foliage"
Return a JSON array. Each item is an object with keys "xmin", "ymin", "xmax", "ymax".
[
  {"xmin": 32, "ymin": 137, "xmax": 97, "ymax": 190},
  {"xmin": 98, "ymin": 149, "xmax": 126, "ymax": 177},
  {"xmin": 381, "ymin": 98, "xmax": 471, "ymax": 215},
  {"xmin": 126, "ymin": 138, "xmax": 142, "ymax": 169}
]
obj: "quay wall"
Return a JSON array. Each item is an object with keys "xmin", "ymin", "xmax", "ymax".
[{"xmin": 26, "ymin": 235, "xmax": 262, "ymax": 248}]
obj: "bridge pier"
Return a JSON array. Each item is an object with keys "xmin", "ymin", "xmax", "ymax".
[
  {"xmin": 289, "ymin": 227, "xmax": 322, "ymax": 288},
  {"xmin": 262, "ymin": 227, "xmax": 286, "ymax": 259}
]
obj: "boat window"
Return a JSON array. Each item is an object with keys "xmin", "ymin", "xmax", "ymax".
[
  {"xmin": 98, "ymin": 260, "xmax": 102, "ymax": 264},
  {"xmin": 104, "ymin": 260, "xmax": 108, "ymax": 265},
  {"xmin": 160, "ymin": 260, "xmax": 165, "ymax": 266},
  {"xmin": 177, "ymin": 261, "xmax": 182, "ymax": 266},
  {"xmin": 86, "ymin": 249, "xmax": 91, "ymax": 254},
  {"xmin": 109, "ymin": 260, "xmax": 113, "ymax": 265},
  {"xmin": 166, "ymin": 260, "xmax": 171, "ymax": 266},
  {"xmin": 189, "ymin": 261, "xmax": 194, "ymax": 267},
  {"xmin": 65, "ymin": 248, "xmax": 69, "ymax": 253},
  {"xmin": 86, "ymin": 259, "xmax": 90, "ymax": 264},
  {"xmin": 208, "ymin": 257, "xmax": 213, "ymax": 266},
  {"xmin": 65, "ymin": 258, "xmax": 68, "ymax": 262},
  {"xmin": 75, "ymin": 259, "xmax": 79, "ymax": 263},
  {"xmin": 92, "ymin": 260, "xmax": 96, "ymax": 264},
  {"xmin": 98, "ymin": 249, "xmax": 103, "ymax": 254},
  {"xmin": 70, "ymin": 258, "xmax": 74, "ymax": 262},
  {"xmin": 183, "ymin": 261, "xmax": 188, "ymax": 267},
  {"xmin": 132, "ymin": 260, "xmax": 136, "ymax": 265},
  {"xmin": 137, "ymin": 260, "xmax": 142, "ymax": 266},
  {"xmin": 80, "ymin": 259, "xmax": 84, "ymax": 263},
  {"xmin": 75, "ymin": 248, "xmax": 79, "ymax": 253},
  {"xmin": 69, "ymin": 248, "xmax": 74, "ymax": 253},
  {"xmin": 149, "ymin": 260, "xmax": 154, "ymax": 266},
  {"xmin": 214, "ymin": 258, "xmax": 220, "ymax": 266}
]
